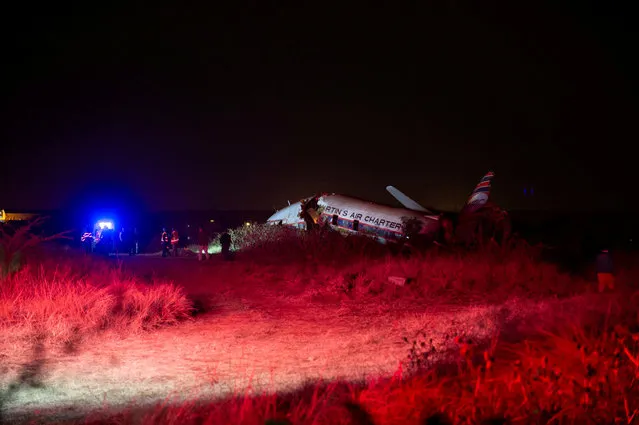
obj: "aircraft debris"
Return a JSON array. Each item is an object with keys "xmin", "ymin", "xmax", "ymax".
[{"xmin": 388, "ymin": 276, "xmax": 408, "ymax": 286}]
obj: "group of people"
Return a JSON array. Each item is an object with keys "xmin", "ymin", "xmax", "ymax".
[
  {"xmin": 161, "ymin": 226, "xmax": 233, "ymax": 261},
  {"xmin": 81, "ymin": 226, "xmax": 139, "ymax": 256},
  {"xmin": 160, "ymin": 228, "xmax": 181, "ymax": 257}
]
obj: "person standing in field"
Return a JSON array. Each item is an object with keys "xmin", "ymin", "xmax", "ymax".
[
  {"xmin": 81, "ymin": 226, "xmax": 94, "ymax": 254},
  {"xmin": 119, "ymin": 227, "xmax": 129, "ymax": 255},
  {"xmin": 161, "ymin": 228, "xmax": 170, "ymax": 257},
  {"xmin": 171, "ymin": 228, "xmax": 180, "ymax": 257},
  {"xmin": 220, "ymin": 231, "xmax": 232, "ymax": 261},
  {"xmin": 132, "ymin": 227, "xmax": 139, "ymax": 255},
  {"xmin": 596, "ymin": 248, "xmax": 615, "ymax": 292},
  {"xmin": 197, "ymin": 226, "xmax": 209, "ymax": 261}
]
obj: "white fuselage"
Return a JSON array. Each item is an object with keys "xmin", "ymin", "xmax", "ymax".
[{"xmin": 266, "ymin": 194, "xmax": 440, "ymax": 243}]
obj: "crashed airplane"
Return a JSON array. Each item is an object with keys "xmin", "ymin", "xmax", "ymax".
[{"xmin": 266, "ymin": 171, "xmax": 505, "ymax": 245}]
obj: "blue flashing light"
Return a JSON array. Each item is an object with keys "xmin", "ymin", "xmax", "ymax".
[{"xmin": 96, "ymin": 220, "xmax": 114, "ymax": 230}]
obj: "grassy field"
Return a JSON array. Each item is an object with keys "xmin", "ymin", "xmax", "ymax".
[{"xmin": 1, "ymin": 223, "xmax": 638, "ymax": 424}]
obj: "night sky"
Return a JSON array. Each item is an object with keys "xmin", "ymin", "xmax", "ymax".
[{"xmin": 2, "ymin": 2, "xmax": 637, "ymax": 214}]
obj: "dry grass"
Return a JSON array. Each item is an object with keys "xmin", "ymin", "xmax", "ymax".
[
  {"xmin": 209, "ymin": 224, "xmax": 588, "ymax": 307},
  {"xmin": 1, "ymin": 216, "xmax": 71, "ymax": 278},
  {"xmin": 2, "ymin": 222, "xmax": 639, "ymax": 424},
  {"xmin": 44, "ymin": 293, "xmax": 637, "ymax": 425},
  {"xmin": 1, "ymin": 221, "xmax": 192, "ymax": 351},
  {"xmin": 200, "ymin": 223, "xmax": 390, "ymax": 264},
  {"xmin": 0, "ymin": 264, "xmax": 193, "ymax": 357}
]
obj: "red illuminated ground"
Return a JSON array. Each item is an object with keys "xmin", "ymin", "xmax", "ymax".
[{"xmin": 1, "ymin": 234, "xmax": 637, "ymax": 424}]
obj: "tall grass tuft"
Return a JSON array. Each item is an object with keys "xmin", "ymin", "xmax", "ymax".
[{"xmin": 0, "ymin": 265, "xmax": 193, "ymax": 348}]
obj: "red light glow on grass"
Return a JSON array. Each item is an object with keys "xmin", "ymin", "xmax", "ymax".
[{"xmin": 2, "ymin": 224, "xmax": 638, "ymax": 424}]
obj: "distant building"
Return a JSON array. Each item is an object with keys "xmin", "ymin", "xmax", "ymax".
[{"xmin": 0, "ymin": 209, "xmax": 39, "ymax": 223}]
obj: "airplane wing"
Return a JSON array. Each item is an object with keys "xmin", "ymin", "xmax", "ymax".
[{"xmin": 385, "ymin": 186, "xmax": 433, "ymax": 213}]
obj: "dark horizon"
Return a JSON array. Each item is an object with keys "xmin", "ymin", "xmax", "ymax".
[{"xmin": 2, "ymin": 2, "xmax": 637, "ymax": 214}]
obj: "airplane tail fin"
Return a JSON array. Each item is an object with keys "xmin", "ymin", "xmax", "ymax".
[{"xmin": 462, "ymin": 171, "xmax": 495, "ymax": 213}]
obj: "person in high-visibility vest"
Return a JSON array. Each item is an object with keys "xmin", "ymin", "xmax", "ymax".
[{"xmin": 171, "ymin": 228, "xmax": 180, "ymax": 257}]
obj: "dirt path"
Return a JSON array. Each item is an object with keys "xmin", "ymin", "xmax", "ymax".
[{"xmin": 1, "ymin": 297, "xmax": 523, "ymax": 423}]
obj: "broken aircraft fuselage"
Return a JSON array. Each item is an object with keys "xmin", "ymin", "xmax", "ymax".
[
  {"xmin": 266, "ymin": 171, "xmax": 502, "ymax": 246},
  {"xmin": 266, "ymin": 193, "xmax": 441, "ymax": 243}
]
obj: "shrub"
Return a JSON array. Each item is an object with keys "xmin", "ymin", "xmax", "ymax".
[
  {"xmin": 205, "ymin": 223, "xmax": 392, "ymax": 266},
  {"xmin": 277, "ymin": 239, "xmax": 581, "ymax": 304},
  {"xmin": 0, "ymin": 264, "xmax": 193, "ymax": 348}
]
